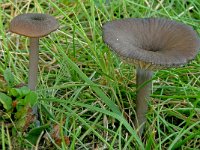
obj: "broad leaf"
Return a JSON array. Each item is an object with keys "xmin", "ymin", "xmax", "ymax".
[
  {"xmin": 9, "ymin": 86, "xmax": 30, "ymax": 98},
  {"xmin": 0, "ymin": 92, "xmax": 12, "ymax": 110},
  {"xmin": 24, "ymin": 91, "xmax": 37, "ymax": 106}
]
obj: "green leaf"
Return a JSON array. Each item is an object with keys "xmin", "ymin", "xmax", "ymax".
[
  {"xmin": 24, "ymin": 91, "xmax": 37, "ymax": 106},
  {"xmin": 16, "ymin": 103, "xmax": 24, "ymax": 112},
  {"xmin": 9, "ymin": 88, "xmax": 18, "ymax": 97},
  {"xmin": 0, "ymin": 92, "xmax": 12, "ymax": 110},
  {"xmin": 3, "ymin": 69, "xmax": 15, "ymax": 87},
  {"xmin": 9, "ymin": 86, "xmax": 30, "ymax": 98},
  {"xmin": 16, "ymin": 91, "xmax": 37, "ymax": 107},
  {"xmin": 25, "ymin": 124, "xmax": 50, "ymax": 145}
]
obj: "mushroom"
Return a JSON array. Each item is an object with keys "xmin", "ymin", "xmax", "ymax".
[
  {"xmin": 9, "ymin": 13, "xmax": 59, "ymax": 90},
  {"xmin": 102, "ymin": 18, "xmax": 200, "ymax": 135}
]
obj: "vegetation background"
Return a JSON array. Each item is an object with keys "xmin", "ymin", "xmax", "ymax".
[{"xmin": 0, "ymin": 0, "xmax": 200, "ymax": 149}]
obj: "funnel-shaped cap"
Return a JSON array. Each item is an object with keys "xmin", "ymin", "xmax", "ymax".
[{"xmin": 103, "ymin": 18, "xmax": 200, "ymax": 69}]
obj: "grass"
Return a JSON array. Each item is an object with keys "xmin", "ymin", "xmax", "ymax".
[{"xmin": 0, "ymin": 0, "xmax": 200, "ymax": 149}]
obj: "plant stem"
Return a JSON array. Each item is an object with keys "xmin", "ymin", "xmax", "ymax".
[
  {"xmin": 134, "ymin": 67, "xmax": 153, "ymax": 135},
  {"xmin": 28, "ymin": 37, "xmax": 39, "ymax": 90}
]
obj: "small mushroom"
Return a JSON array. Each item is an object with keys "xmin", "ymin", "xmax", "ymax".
[
  {"xmin": 103, "ymin": 18, "xmax": 200, "ymax": 135},
  {"xmin": 10, "ymin": 13, "xmax": 59, "ymax": 90}
]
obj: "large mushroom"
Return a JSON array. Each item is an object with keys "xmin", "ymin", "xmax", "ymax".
[
  {"xmin": 10, "ymin": 13, "xmax": 59, "ymax": 90},
  {"xmin": 102, "ymin": 18, "xmax": 200, "ymax": 135}
]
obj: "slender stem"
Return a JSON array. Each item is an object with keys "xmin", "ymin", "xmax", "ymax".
[
  {"xmin": 28, "ymin": 38, "xmax": 40, "ymax": 126},
  {"xmin": 134, "ymin": 67, "xmax": 153, "ymax": 135},
  {"xmin": 28, "ymin": 37, "xmax": 39, "ymax": 90}
]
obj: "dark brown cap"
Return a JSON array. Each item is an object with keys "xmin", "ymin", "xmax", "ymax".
[
  {"xmin": 103, "ymin": 18, "xmax": 200, "ymax": 70},
  {"xmin": 10, "ymin": 13, "xmax": 59, "ymax": 38}
]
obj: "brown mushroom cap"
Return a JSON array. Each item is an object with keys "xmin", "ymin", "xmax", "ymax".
[
  {"xmin": 103, "ymin": 18, "xmax": 200, "ymax": 70},
  {"xmin": 10, "ymin": 13, "xmax": 59, "ymax": 38}
]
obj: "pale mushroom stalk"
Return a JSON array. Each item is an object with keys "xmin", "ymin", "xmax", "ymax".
[
  {"xmin": 135, "ymin": 67, "xmax": 152, "ymax": 134},
  {"xmin": 28, "ymin": 37, "xmax": 39, "ymax": 90}
]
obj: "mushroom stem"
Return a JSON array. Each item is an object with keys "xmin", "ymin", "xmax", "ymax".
[
  {"xmin": 28, "ymin": 37, "xmax": 39, "ymax": 90},
  {"xmin": 134, "ymin": 67, "xmax": 153, "ymax": 135}
]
